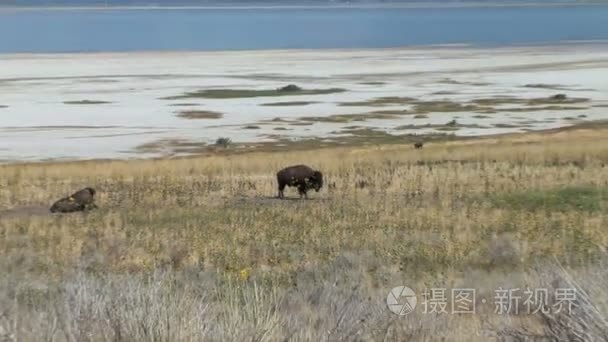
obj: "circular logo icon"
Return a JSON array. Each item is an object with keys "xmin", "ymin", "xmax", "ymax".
[{"xmin": 387, "ymin": 286, "xmax": 417, "ymax": 315}]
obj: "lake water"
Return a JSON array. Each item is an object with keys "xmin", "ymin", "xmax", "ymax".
[{"xmin": 1, "ymin": 5, "xmax": 608, "ymax": 53}]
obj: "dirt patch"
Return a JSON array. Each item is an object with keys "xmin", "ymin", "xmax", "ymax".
[
  {"xmin": 0, "ymin": 205, "xmax": 50, "ymax": 220},
  {"xmin": 231, "ymin": 195, "xmax": 329, "ymax": 206}
]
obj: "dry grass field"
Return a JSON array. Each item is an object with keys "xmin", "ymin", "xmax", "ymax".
[{"xmin": 1, "ymin": 123, "xmax": 608, "ymax": 341}]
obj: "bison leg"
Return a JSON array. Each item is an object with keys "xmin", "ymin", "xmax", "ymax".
[
  {"xmin": 85, "ymin": 203, "xmax": 98, "ymax": 211},
  {"xmin": 297, "ymin": 185, "xmax": 308, "ymax": 199},
  {"xmin": 278, "ymin": 182, "xmax": 286, "ymax": 199}
]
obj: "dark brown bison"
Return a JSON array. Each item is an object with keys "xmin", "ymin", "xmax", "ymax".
[
  {"xmin": 277, "ymin": 165, "xmax": 323, "ymax": 199},
  {"xmin": 414, "ymin": 142, "xmax": 424, "ymax": 149},
  {"xmin": 50, "ymin": 187, "xmax": 97, "ymax": 213},
  {"xmin": 551, "ymin": 93, "xmax": 567, "ymax": 101}
]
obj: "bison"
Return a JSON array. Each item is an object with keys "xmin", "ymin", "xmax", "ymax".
[
  {"xmin": 50, "ymin": 187, "xmax": 98, "ymax": 213},
  {"xmin": 414, "ymin": 142, "xmax": 424, "ymax": 149},
  {"xmin": 277, "ymin": 165, "xmax": 323, "ymax": 199}
]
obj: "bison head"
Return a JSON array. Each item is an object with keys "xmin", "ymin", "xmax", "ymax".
[
  {"xmin": 85, "ymin": 187, "xmax": 96, "ymax": 196},
  {"xmin": 309, "ymin": 170, "xmax": 323, "ymax": 192}
]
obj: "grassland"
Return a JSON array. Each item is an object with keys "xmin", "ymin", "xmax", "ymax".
[{"xmin": 1, "ymin": 124, "xmax": 608, "ymax": 340}]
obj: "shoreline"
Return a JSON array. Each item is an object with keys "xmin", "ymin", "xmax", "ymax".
[
  {"xmin": 1, "ymin": 121, "xmax": 607, "ymax": 167},
  {"xmin": 0, "ymin": 2, "xmax": 606, "ymax": 11},
  {"xmin": 2, "ymin": 44, "xmax": 607, "ymax": 163},
  {"xmin": 1, "ymin": 40, "xmax": 608, "ymax": 58}
]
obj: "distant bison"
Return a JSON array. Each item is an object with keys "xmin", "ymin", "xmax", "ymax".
[
  {"xmin": 551, "ymin": 93, "xmax": 567, "ymax": 101},
  {"xmin": 50, "ymin": 187, "xmax": 98, "ymax": 213},
  {"xmin": 414, "ymin": 142, "xmax": 424, "ymax": 149},
  {"xmin": 277, "ymin": 165, "xmax": 323, "ymax": 199}
]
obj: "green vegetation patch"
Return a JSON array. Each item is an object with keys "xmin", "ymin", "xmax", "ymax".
[
  {"xmin": 472, "ymin": 95, "xmax": 588, "ymax": 106},
  {"xmin": 176, "ymin": 110, "xmax": 223, "ymax": 119},
  {"xmin": 338, "ymin": 95, "xmax": 589, "ymax": 114},
  {"xmin": 436, "ymin": 126, "xmax": 461, "ymax": 132},
  {"xmin": 170, "ymin": 103, "xmax": 199, "ymax": 107},
  {"xmin": 413, "ymin": 101, "xmax": 486, "ymax": 113},
  {"xmin": 494, "ymin": 123, "xmax": 522, "ymax": 128},
  {"xmin": 261, "ymin": 101, "xmax": 318, "ymax": 107},
  {"xmin": 523, "ymin": 84, "xmax": 584, "ymax": 91},
  {"xmin": 359, "ymin": 81, "xmax": 386, "ymax": 85},
  {"xmin": 495, "ymin": 105, "xmax": 588, "ymax": 113},
  {"xmin": 395, "ymin": 120, "xmax": 485, "ymax": 131},
  {"xmin": 339, "ymin": 96, "xmax": 416, "ymax": 107},
  {"xmin": 63, "ymin": 100, "xmax": 112, "ymax": 105},
  {"xmin": 299, "ymin": 112, "xmax": 400, "ymax": 123},
  {"xmin": 490, "ymin": 186, "xmax": 607, "ymax": 212},
  {"xmin": 289, "ymin": 121, "xmax": 314, "ymax": 126},
  {"xmin": 439, "ymin": 78, "xmax": 491, "ymax": 86},
  {"xmin": 162, "ymin": 86, "xmax": 345, "ymax": 100}
]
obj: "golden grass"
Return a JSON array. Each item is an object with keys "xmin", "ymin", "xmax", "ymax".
[
  {"xmin": 1, "ymin": 125, "xmax": 608, "ymax": 340},
  {"xmin": 1, "ymin": 126, "xmax": 608, "ymax": 278}
]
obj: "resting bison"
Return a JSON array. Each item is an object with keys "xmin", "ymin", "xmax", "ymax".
[
  {"xmin": 277, "ymin": 165, "xmax": 323, "ymax": 199},
  {"xmin": 50, "ymin": 187, "xmax": 98, "ymax": 213},
  {"xmin": 414, "ymin": 142, "xmax": 424, "ymax": 149}
]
